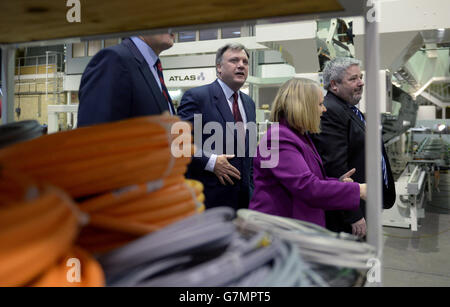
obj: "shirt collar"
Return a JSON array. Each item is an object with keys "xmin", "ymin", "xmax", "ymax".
[
  {"xmin": 130, "ymin": 36, "xmax": 159, "ymax": 67},
  {"xmin": 217, "ymin": 78, "xmax": 237, "ymax": 100}
]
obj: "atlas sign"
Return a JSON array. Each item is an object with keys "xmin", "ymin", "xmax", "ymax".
[
  {"xmin": 165, "ymin": 68, "xmax": 215, "ymax": 87},
  {"xmin": 169, "ymin": 72, "xmax": 206, "ymax": 82}
]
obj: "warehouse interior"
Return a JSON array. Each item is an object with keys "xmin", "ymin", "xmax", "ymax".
[{"xmin": 0, "ymin": 0, "xmax": 449, "ymax": 287}]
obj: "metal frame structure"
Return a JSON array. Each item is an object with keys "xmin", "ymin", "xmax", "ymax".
[{"xmin": 0, "ymin": 0, "xmax": 384, "ymax": 286}]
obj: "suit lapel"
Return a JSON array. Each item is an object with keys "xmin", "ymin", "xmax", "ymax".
[
  {"xmin": 327, "ymin": 92, "xmax": 365, "ymax": 132},
  {"xmin": 241, "ymin": 93, "xmax": 255, "ymax": 123},
  {"xmin": 139, "ymin": 64, "xmax": 169, "ymax": 113},
  {"xmin": 346, "ymin": 105, "xmax": 366, "ymax": 132},
  {"xmin": 210, "ymin": 81, "xmax": 238, "ymax": 154},
  {"xmin": 212, "ymin": 80, "xmax": 234, "ymax": 123},
  {"xmin": 123, "ymin": 38, "xmax": 168, "ymax": 113}
]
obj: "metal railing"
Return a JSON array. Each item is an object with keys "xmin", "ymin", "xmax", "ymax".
[
  {"xmin": 16, "ymin": 52, "xmax": 63, "ymax": 75},
  {"xmin": 15, "ymin": 51, "xmax": 64, "ymax": 104},
  {"xmin": 427, "ymin": 83, "xmax": 450, "ymax": 102}
]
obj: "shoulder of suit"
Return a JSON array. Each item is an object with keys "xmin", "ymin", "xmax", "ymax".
[
  {"xmin": 323, "ymin": 93, "xmax": 349, "ymax": 115},
  {"xmin": 240, "ymin": 91, "xmax": 255, "ymax": 104},
  {"xmin": 185, "ymin": 82, "xmax": 215, "ymax": 96},
  {"xmin": 180, "ymin": 83, "xmax": 215, "ymax": 105},
  {"xmin": 86, "ymin": 43, "xmax": 130, "ymax": 67},
  {"xmin": 82, "ymin": 47, "xmax": 130, "ymax": 77}
]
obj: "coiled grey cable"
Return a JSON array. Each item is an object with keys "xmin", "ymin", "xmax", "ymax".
[
  {"xmin": 260, "ymin": 241, "xmax": 327, "ymax": 287},
  {"xmin": 101, "ymin": 207, "xmax": 362, "ymax": 287},
  {"xmin": 140, "ymin": 231, "xmax": 280, "ymax": 287},
  {"xmin": 236, "ymin": 209, "xmax": 376, "ymax": 269},
  {"xmin": 108, "ymin": 256, "xmax": 194, "ymax": 287},
  {"xmin": 100, "ymin": 206, "xmax": 331, "ymax": 287},
  {"xmin": 99, "ymin": 207, "xmax": 236, "ymax": 282},
  {"xmin": 0, "ymin": 120, "xmax": 44, "ymax": 149},
  {"xmin": 229, "ymin": 265, "xmax": 272, "ymax": 287}
]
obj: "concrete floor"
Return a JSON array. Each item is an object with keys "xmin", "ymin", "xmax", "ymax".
[{"xmin": 382, "ymin": 172, "xmax": 450, "ymax": 287}]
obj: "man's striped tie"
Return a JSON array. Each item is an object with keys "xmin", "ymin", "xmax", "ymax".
[
  {"xmin": 154, "ymin": 59, "xmax": 175, "ymax": 115},
  {"xmin": 350, "ymin": 105, "xmax": 388, "ymax": 187}
]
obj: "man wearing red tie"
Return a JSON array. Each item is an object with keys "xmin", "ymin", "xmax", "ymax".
[
  {"xmin": 178, "ymin": 43, "xmax": 256, "ymax": 210},
  {"xmin": 78, "ymin": 33, "xmax": 175, "ymax": 127}
]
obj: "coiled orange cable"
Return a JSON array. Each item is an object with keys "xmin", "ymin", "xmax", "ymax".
[
  {"xmin": 0, "ymin": 186, "xmax": 102, "ymax": 286},
  {"xmin": 32, "ymin": 246, "xmax": 104, "ymax": 287},
  {"xmin": 76, "ymin": 176, "xmax": 205, "ymax": 253},
  {"xmin": 0, "ymin": 115, "xmax": 203, "ymax": 274},
  {"xmin": 0, "ymin": 115, "xmax": 193, "ymax": 198},
  {"xmin": 0, "ymin": 168, "xmax": 39, "ymax": 206}
]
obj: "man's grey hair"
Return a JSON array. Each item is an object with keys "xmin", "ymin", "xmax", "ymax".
[
  {"xmin": 215, "ymin": 43, "xmax": 250, "ymax": 74},
  {"xmin": 323, "ymin": 57, "xmax": 362, "ymax": 90}
]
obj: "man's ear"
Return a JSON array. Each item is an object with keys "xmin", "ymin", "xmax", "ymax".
[
  {"xmin": 330, "ymin": 80, "xmax": 338, "ymax": 92},
  {"xmin": 216, "ymin": 64, "xmax": 222, "ymax": 77}
]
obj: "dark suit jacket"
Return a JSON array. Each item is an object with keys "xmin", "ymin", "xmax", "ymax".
[
  {"xmin": 78, "ymin": 38, "xmax": 174, "ymax": 127},
  {"xmin": 310, "ymin": 91, "xmax": 396, "ymax": 233},
  {"xmin": 177, "ymin": 80, "xmax": 256, "ymax": 210}
]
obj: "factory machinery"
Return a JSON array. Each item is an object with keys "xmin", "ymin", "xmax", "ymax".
[{"xmin": 382, "ymin": 87, "xmax": 449, "ymax": 231}]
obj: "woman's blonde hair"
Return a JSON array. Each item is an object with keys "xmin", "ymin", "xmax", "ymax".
[{"xmin": 270, "ymin": 78, "xmax": 322, "ymax": 134}]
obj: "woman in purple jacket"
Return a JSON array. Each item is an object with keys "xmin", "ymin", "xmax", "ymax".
[{"xmin": 249, "ymin": 78, "xmax": 367, "ymax": 228}]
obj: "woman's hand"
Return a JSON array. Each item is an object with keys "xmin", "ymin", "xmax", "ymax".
[{"xmin": 359, "ymin": 183, "xmax": 367, "ymax": 200}]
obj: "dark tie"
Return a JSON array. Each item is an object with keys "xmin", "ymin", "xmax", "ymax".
[
  {"xmin": 232, "ymin": 92, "xmax": 243, "ymax": 123},
  {"xmin": 232, "ymin": 92, "xmax": 246, "ymax": 144},
  {"xmin": 154, "ymin": 59, "xmax": 175, "ymax": 115},
  {"xmin": 350, "ymin": 105, "xmax": 388, "ymax": 187}
]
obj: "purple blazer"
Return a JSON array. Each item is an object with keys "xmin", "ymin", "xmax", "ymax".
[{"xmin": 249, "ymin": 120, "xmax": 360, "ymax": 227}]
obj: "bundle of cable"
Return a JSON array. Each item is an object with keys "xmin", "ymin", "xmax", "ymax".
[
  {"xmin": 235, "ymin": 209, "xmax": 376, "ymax": 270},
  {"xmin": 98, "ymin": 207, "xmax": 327, "ymax": 287},
  {"xmin": 0, "ymin": 115, "xmax": 193, "ymax": 198},
  {"xmin": 0, "ymin": 167, "xmax": 40, "ymax": 206},
  {"xmin": 75, "ymin": 176, "xmax": 205, "ymax": 253},
  {"xmin": 0, "ymin": 185, "xmax": 104, "ymax": 286},
  {"xmin": 185, "ymin": 179, "xmax": 205, "ymax": 212}
]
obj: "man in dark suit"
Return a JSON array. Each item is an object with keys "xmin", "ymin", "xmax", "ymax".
[
  {"xmin": 311, "ymin": 57, "xmax": 396, "ymax": 237},
  {"xmin": 78, "ymin": 34, "xmax": 176, "ymax": 127},
  {"xmin": 177, "ymin": 43, "xmax": 256, "ymax": 210}
]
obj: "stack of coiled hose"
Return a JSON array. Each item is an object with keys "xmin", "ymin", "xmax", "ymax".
[
  {"xmin": 0, "ymin": 170, "xmax": 104, "ymax": 286},
  {"xmin": 76, "ymin": 176, "xmax": 205, "ymax": 253},
  {"xmin": 0, "ymin": 115, "xmax": 204, "ymax": 253},
  {"xmin": 235, "ymin": 209, "xmax": 376, "ymax": 269},
  {"xmin": 0, "ymin": 115, "xmax": 207, "ymax": 285},
  {"xmin": 98, "ymin": 207, "xmax": 328, "ymax": 287},
  {"xmin": 235, "ymin": 209, "xmax": 375, "ymax": 286},
  {"xmin": 0, "ymin": 115, "xmax": 192, "ymax": 198}
]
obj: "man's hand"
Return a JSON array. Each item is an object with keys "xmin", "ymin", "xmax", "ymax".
[
  {"xmin": 351, "ymin": 217, "xmax": 366, "ymax": 238},
  {"xmin": 339, "ymin": 168, "xmax": 356, "ymax": 182},
  {"xmin": 213, "ymin": 154, "xmax": 241, "ymax": 185}
]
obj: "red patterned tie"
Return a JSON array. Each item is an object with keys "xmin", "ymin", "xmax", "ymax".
[
  {"xmin": 232, "ymin": 92, "xmax": 245, "ymax": 144},
  {"xmin": 155, "ymin": 59, "xmax": 175, "ymax": 114},
  {"xmin": 232, "ymin": 92, "xmax": 243, "ymax": 123}
]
